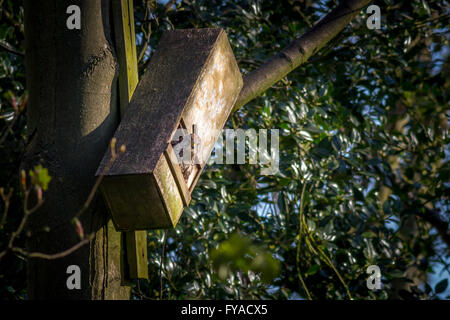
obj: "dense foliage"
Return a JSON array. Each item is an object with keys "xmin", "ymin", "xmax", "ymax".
[
  {"xmin": 1, "ymin": 0, "xmax": 449, "ymax": 300},
  {"xmin": 0, "ymin": 0, "xmax": 27, "ymax": 299}
]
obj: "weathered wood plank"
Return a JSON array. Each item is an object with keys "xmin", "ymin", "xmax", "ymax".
[
  {"xmin": 111, "ymin": 0, "xmax": 148, "ymax": 280},
  {"xmin": 125, "ymin": 229, "xmax": 148, "ymax": 280},
  {"xmin": 113, "ymin": 0, "xmax": 139, "ymax": 116}
]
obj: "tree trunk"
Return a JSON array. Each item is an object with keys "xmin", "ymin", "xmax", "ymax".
[{"xmin": 23, "ymin": 0, "xmax": 130, "ymax": 299}]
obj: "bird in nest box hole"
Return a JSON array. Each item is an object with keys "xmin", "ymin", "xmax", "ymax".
[{"xmin": 171, "ymin": 124, "xmax": 202, "ymax": 182}]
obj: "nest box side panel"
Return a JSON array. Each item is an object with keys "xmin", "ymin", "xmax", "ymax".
[
  {"xmin": 100, "ymin": 174, "xmax": 170, "ymax": 230},
  {"xmin": 153, "ymin": 154, "xmax": 184, "ymax": 227},
  {"xmin": 181, "ymin": 30, "xmax": 243, "ymax": 171}
]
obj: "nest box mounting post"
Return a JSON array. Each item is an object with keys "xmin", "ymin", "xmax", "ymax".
[
  {"xmin": 111, "ymin": 0, "xmax": 148, "ymax": 280},
  {"xmin": 96, "ymin": 28, "xmax": 243, "ymax": 230}
]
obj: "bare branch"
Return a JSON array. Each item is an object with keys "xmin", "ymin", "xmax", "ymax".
[
  {"xmin": 233, "ymin": 0, "xmax": 372, "ymax": 111},
  {"xmin": 0, "ymin": 138, "xmax": 124, "ymax": 263},
  {"xmin": 137, "ymin": 2, "xmax": 152, "ymax": 63},
  {"xmin": 0, "ymin": 188, "xmax": 44, "ymax": 262},
  {"xmin": 0, "ymin": 113, "xmax": 19, "ymax": 146},
  {"xmin": 0, "ymin": 94, "xmax": 27, "ymax": 146},
  {"xmin": 74, "ymin": 138, "xmax": 125, "ymax": 220},
  {"xmin": 415, "ymin": 209, "xmax": 450, "ymax": 249},
  {"xmin": 0, "ymin": 188, "xmax": 13, "ymax": 229},
  {"xmin": 11, "ymin": 233, "xmax": 95, "ymax": 260},
  {"xmin": 0, "ymin": 40, "xmax": 24, "ymax": 56},
  {"xmin": 5, "ymin": 189, "xmax": 43, "ymax": 251}
]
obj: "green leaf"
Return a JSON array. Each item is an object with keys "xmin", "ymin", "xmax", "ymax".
[
  {"xmin": 305, "ymin": 264, "xmax": 320, "ymax": 276},
  {"xmin": 210, "ymin": 233, "xmax": 280, "ymax": 284},
  {"xmin": 331, "ymin": 135, "xmax": 341, "ymax": 151},
  {"xmin": 434, "ymin": 279, "xmax": 448, "ymax": 294},
  {"xmin": 362, "ymin": 231, "xmax": 376, "ymax": 238},
  {"xmin": 29, "ymin": 164, "xmax": 52, "ymax": 190},
  {"xmin": 382, "ymin": 201, "xmax": 391, "ymax": 215}
]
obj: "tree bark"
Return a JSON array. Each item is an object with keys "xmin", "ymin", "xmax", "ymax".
[
  {"xmin": 233, "ymin": 0, "xmax": 372, "ymax": 111},
  {"xmin": 23, "ymin": 0, "xmax": 130, "ymax": 299}
]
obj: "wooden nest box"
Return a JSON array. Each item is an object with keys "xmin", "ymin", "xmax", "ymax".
[{"xmin": 96, "ymin": 28, "xmax": 243, "ymax": 230}]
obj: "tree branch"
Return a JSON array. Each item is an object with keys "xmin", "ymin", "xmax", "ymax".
[
  {"xmin": 0, "ymin": 40, "xmax": 24, "ymax": 56},
  {"xmin": 233, "ymin": 0, "xmax": 372, "ymax": 111},
  {"xmin": 415, "ymin": 209, "xmax": 450, "ymax": 249},
  {"xmin": 11, "ymin": 233, "xmax": 95, "ymax": 260}
]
